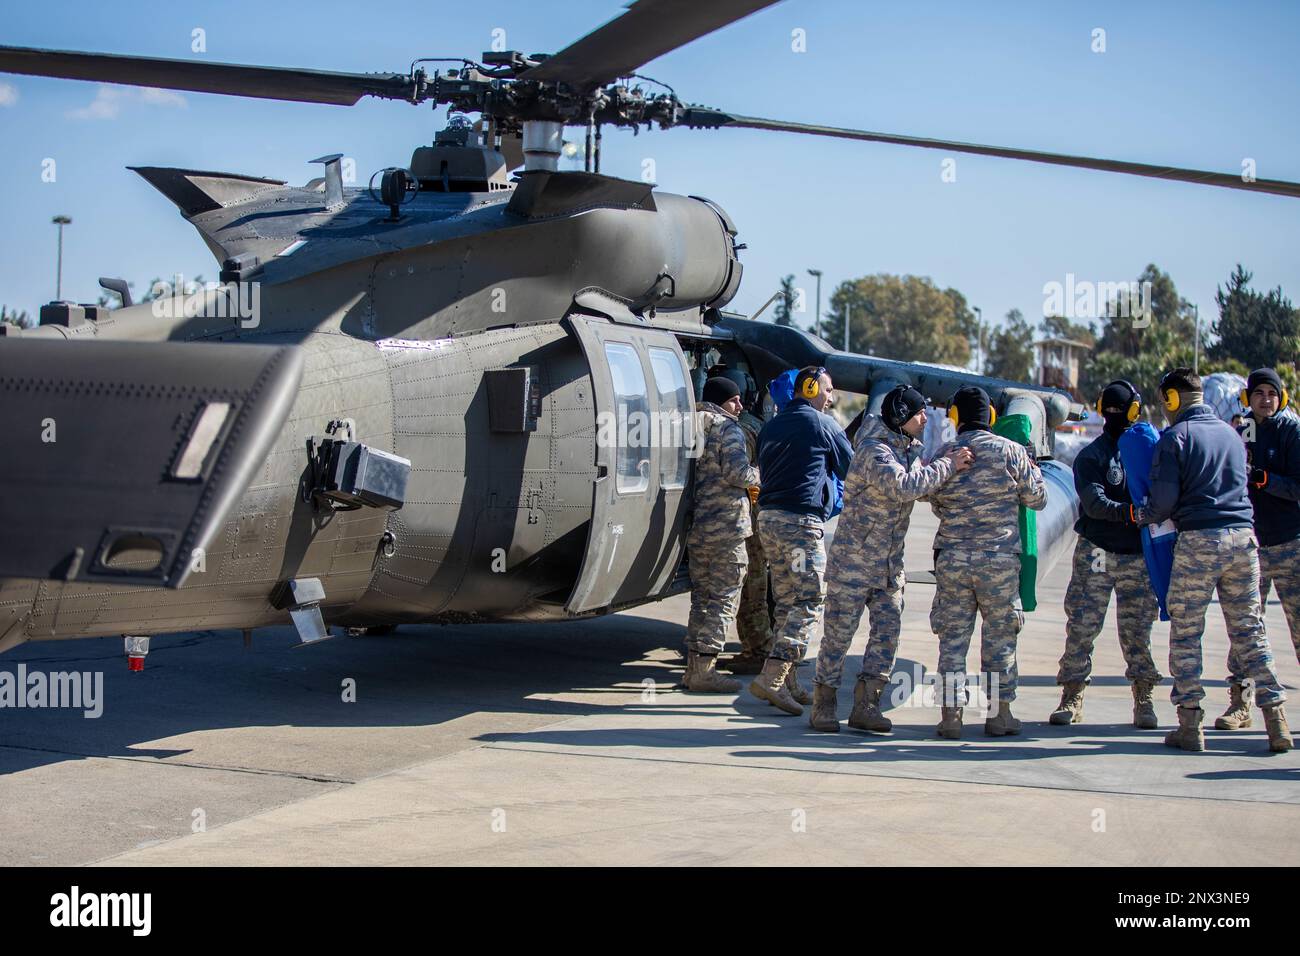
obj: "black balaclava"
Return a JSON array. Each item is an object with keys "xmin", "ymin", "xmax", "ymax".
[
  {"xmin": 702, "ymin": 376, "xmax": 741, "ymax": 407},
  {"xmin": 952, "ymin": 386, "xmax": 993, "ymax": 434},
  {"xmin": 1100, "ymin": 380, "xmax": 1138, "ymax": 439},
  {"xmin": 882, "ymin": 385, "xmax": 927, "ymax": 433}
]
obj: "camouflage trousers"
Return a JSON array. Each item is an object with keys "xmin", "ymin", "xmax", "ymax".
[
  {"xmin": 685, "ymin": 534, "xmax": 748, "ymax": 656},
  {"xmin": 735, "ymin": 528, "xmax": 773, "ymax": 657},
  {"xmin": 757, "ymin": 510, "xmax": 827, "ymax": 663},
  {"xmin": 931, "ymin": 549, "xmax": 1022, "ymax": 702},
  {"xmin": 815, "ymin": 563, "xmax": 905, "ymax": 688},
  {"xmin": 1058, "ymin": 537, "xmax": 1161, "ymax": 684},
  {"xmin": 1255, "ymin": 536, "xmax": 1300, "ymax": 669},
  {"xmin": 1166, "ymin": 528, "xmax": 1284, "ymax": 708}
]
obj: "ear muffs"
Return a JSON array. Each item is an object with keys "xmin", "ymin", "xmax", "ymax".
[
  {"xmin": 948, "ymin": 405, "xmax": 995, "ymax": 427},
  {"xmin": 1164, "ymin": 388, "xmax": 1181, "ymax": 415},
  {"xmin": 1242, "ymin": 387, "xmax": 1290, "ymax": 411},
  {"xmin": 800, "ymin": 376, "xmax": 820, "ymax": 399}
]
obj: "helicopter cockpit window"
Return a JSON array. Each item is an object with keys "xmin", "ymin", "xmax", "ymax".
[
  {"xmin": 604, "ymin": 342, "xmax": 651, "ymax": 495},
  {"xmin": 648, "ymin": 346, "xmax": 690, "ymax": 490}
]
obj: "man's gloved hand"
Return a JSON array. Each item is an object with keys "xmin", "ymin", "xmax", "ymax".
[
  {"xmin": 1129, "ymin": 504, "xmax": 1152, "ymax": 525},
  {"xmin": 1251, "ymin": 467, "xmax": 1269, "ymax": 488},
  {"xmin": 747, "ymin": 485, "xmax": 761, "ymax": 506}
]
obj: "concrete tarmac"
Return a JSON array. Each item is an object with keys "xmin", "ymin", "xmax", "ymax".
[{"xmin": 2, "ymin": 506, "xmax": 1297, "ymax": 866}]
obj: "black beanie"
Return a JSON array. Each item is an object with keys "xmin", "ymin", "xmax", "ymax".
[
  {"xmin": 952, "ymin": 386, "xmax": 992, "ymax": 431},
  {"xmin": 882, "ymin": 385, "xmax": 927, "ymax": 432},
  {"xmin": 703, "ymin": 376, "xmax": 741, "ymax": 406},
  {"xmin": 1247, "ymin": 367, "xmax": 1284, "ymax": 400}
]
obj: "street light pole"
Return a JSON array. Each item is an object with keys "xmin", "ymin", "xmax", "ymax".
[
  {"xmin": 52, "ymin": 215, "xmax": 72, "ymax": 301},
  {"xmin": 1193, "ymin": 303, "xmax": 1200, "ymax": 375},
  {"xmin": 807, "ymin": 268, "xmax": 822, "ymax": 336},
  {"xmin": 974, "ymin": 306, "xmax": 983, "ymax": 373}
]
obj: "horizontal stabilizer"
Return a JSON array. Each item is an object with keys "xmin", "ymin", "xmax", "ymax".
[
  {"xmin": 130, "ymin": 166, "xmax": 286, "ymax": 217},
  {"xmin": 0, "ymin": 339, "xmax": 304, "ymax": 588}
]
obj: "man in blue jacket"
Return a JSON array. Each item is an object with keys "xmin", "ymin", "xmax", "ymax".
[
  {"xmin": 748, "ymin": 366, "xmax": 853, "ymax": 716},
  {"xmin": 1139, "ymin": 368, "xmax": 1291, "ymax": 752},
  {"xmin": 1224, "ymin": 367, "xmax": 1300, "ymax": 730}
]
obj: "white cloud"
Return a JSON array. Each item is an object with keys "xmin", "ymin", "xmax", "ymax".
[
  {"xmin": 0, "ymin": 82, "xmax": 17, "ymax": 107},
  {"xmin": 68, "ymin": 84, "xmax": 186, "ymax": 120}
]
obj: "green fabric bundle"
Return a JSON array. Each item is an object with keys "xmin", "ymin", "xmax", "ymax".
[{"xmin": 992, "ymin": 414, "xmax": 1037, "ymax": 611}]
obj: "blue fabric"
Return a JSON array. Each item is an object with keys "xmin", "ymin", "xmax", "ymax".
[
  {"xmin": 1119, "ymin": 422, "xmax": 1173, "ymax": 621},
  {"xmin": 1145, "ymin": 405, "xmax": 1253, "ymax": 531},
  {"xmin": 756, "ymin": 397, "xmax": 852, "ymax": 521},
  {"xmin": 766, "ymin": 369, "xmax": 844, "ymax": 517}
]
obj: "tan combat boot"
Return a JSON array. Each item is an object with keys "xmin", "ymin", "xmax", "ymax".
[
  {"xmin": 785, "ymin": 664, "xmax": 813, "ymax": 706},
  {"xmin": 985, "ymin": 700, "xmax": 1023, "ymax": 736},
  {"xmin": 1164, "ymin": 705, "xmax": 1206, "ymax": 751},
  {"xmin": 937, "ymin": 706, "xmax": 963, "ymax": 739},
  {"xmin": 808, "ymin": 684, "xmax": 840, "ymax": 732},
  {"xmin": 749, "ymin": 658, "xmax": 802, "ymax": 715},
  {"xmin": 1132, "ymin": 679, "xmax": 1159, "ymax": 730},
  {"xmin": 847, "ymin": 678, "xmax": 893, "ymax": 733},
  {"xmin": 683, "ymin": 651, "xmax": 741, "ymax": 693},
  {"xmin": 1214, "ymin": 683, "xmax": 1253, "ymax": 730},
  {"xmin": 1262, "ymin": 705, "xmax": 1294, "ymax": 753},
  {"xmin": 720, "ymin": 651, "xmax": 765, "ymax": 675},
  {"xmin": 1049, "ymin": 681, "xmax": 1086, "ymax": 725}
]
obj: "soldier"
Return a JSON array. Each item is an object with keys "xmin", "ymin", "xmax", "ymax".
[
  {"xmin": 682, "ymin": 376, "xmax": 759, "ymax": 693},
  {"xmin": 809, "ymin": 385, "xmax": 972, "ymax": 733},
  {"xmin": 749, "ymin": 366, "xmax": 853, "ymax": 715},
  {"xmin": 1226, "ymin": 368, "xmax": 1300, "ymax": 731},
  {"xmin": 928, "ymin": 386, "xmax": 1046, "ymax": 739},
  {"xmin": 1051, "ymin": 380, "xmax": 1162, "ymax": 729},
  {"xmin": 705, "ymin": 364, "xmax": 771, "ymax": 675},
  {"xmin": 1137, "ymin": 367, "xmax": 1292, "ymax": 752}
]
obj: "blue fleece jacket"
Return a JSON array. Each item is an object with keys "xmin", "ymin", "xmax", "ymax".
[
  {"xmin": 756, "ymin": 398, "xmax": 853, "ymax": 521},
  {"xmin": 1145, "ymin": 404, "xmax": 1253, "ymax": 531}
]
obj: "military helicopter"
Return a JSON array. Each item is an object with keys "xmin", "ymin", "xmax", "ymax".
[{"xmin": 2, "ymin": 0, "xmax": 1295, "ymax": 661}]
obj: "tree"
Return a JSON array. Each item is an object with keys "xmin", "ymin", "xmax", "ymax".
[
  {"xmin": 985, "ymin": 309, "xmax": 1035, "ymax": 381},
  {"xmin": 1211, "ymin": 264, "xmax": 1300, "ymax": 374},
  {"xmin": 823, "ymin": 274, "xmax": 972, "ymax": 366},
  {"xmin": 1, "ymin": 305, "xmax": 33, "ymax": 329},
  {"xmin": 773, "ymin": 274, "xmax": 797, "ymax": 326},
  {"xmin": 1040, "ymin": 313, "xmax": 1095, "ymax": 346}
]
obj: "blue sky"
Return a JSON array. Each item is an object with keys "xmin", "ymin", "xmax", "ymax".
[{"xmin": 2, "ymin": 0, "xmax": 1297, "ymax": 342}]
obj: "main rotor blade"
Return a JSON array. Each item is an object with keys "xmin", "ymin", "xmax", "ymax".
[
  {"xmin": 0, "ymin": 45, "xmax": 416, "ymax": 106},
  {"xmin": 689, "ymin": 110, "xmax": 1300, "ymax": 199},
  {"xmin": 520, "ymin": 0, "xmax": 780, "ymax": 89}
]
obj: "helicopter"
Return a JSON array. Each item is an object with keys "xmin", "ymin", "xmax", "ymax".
[{"xmin": 2, "ymin": 0, "xmax": 1295, "ymax": 662}]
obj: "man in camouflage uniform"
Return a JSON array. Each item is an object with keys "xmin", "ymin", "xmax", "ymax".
[
  {"xmin": 1137, "ymin": 367, "xmax": 1291, "ymax": 752},
  {"xmin": 683, "ymin": 376, "xmax": 759, "ymax": 693},
  {"xmin": 808, "ymin": 385, "xmax": 972, "ymax": 733},
  {"xmin": 749, "ymin": 366, "xmax": 853, "ymax": 715},
  {"xmin": 929, "ymin": 386, "xmax": 1047, "ymax": 739},
  {"xmin": 1223, "ymin": 368, "xmax": 1300, "ymax": 730},
  {"xmin": 705, "ymin": 365, "xmax": 772, "ymax": 675},
  {"xmin": 1051, "ymin": 380, "xmax": 1162, "ymax": 729}
]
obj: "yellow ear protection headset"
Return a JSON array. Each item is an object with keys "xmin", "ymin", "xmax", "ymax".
[
  {"xmin": 1159, "ymin": 372, "xmax": 1184, "ymax": 415},
  {"xmin": 1096, "ymin": 380, "xmax": 1142, "ymax": 423},
  {"xmin": 1241, "ymin": 383, "xmax": 1290, "ymax": 411},
  {"xmin": 947, "ymin": 403, "xmax": 996, "ymax": 428},
  {"xmin": 799, "ymin": 366, "xmax": 828, "ymax": 400}
]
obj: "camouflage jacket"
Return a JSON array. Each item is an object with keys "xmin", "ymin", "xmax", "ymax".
[
  {"xmin": 691, "ymin": 402, "xmax": 760, "ymax": 541},
  {"xmin": 928, "ymin": 427, "xmax": 1047, "ymax": 553},
  {"xmin": 834, "ymin": 415, "xmax": 955, "ymax": 588}
]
